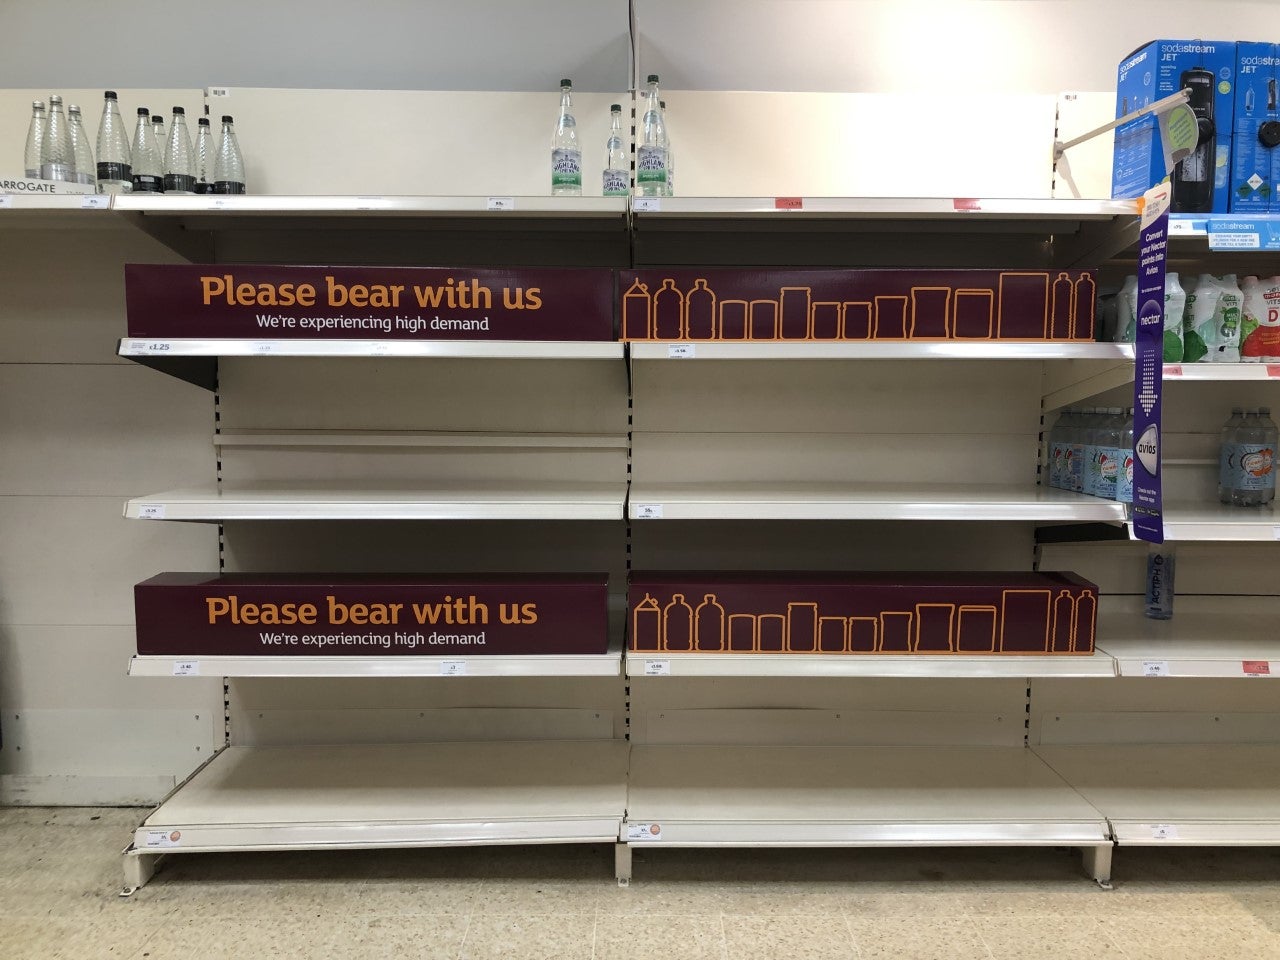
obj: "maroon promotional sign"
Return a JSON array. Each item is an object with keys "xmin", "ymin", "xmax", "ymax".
[
  {"xmin": 630, "ymin": 572, "xmax": 1098, "ymax": 655},
  {"xmin": 136, "ymin": 573, "xmax": 608, "ymax": 656},
  {"xmin": 619, "ymin": 268, "xmax": 1097, "ymax": 342},
  {"xmin": 125, "ymin": 264, "xmax": 614, "ymax": 341}
]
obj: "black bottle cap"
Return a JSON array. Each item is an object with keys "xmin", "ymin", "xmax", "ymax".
[
  {"xmin": 172, "ymin": 106, "xmax": 184, "ymax": 115},
  {"xmin": 647, "ymin": 74, "xmax": 659, "ymax": 83},
  {"xmin": 610, "ymin": 104, "xmax": 621, "ymax": 111},
  {"xmin": 104, "ymin": 90, "xmax": 117, "ymax": 100},
  {"xmin": 560, "ymin": 78, "xmax": 572, "ymax": 87},
  {"xmin": 1260, "ymin": 121, "xmax": 1280, "ymax": 149},
  {"xmin": 152, "ymin": 115, "xmax": 163, "ymax": 123},
  {"xmin": 221, "ymin": 115, "xmax": 233, "ymax": 123},
  {"xmin": 198, "ymin": 117, "xmax": 210, "ymax": 126},
  {"xmin": 137, "ymin": 107, "xmax": 149, "ymax": 116}
]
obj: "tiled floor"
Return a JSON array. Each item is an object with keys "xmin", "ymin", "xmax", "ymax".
[{"xmin": 2, "ymin": 807, "xmax": 1279, "ymax": 959}]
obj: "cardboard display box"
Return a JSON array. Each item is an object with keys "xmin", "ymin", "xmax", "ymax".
[
  {"xmin": 1231, "ymin": 41, "xmax": 1280, "ymax": 211},
  {"xmin": 619, "ymin": 268, "xmax": 1097, "ymax": 343},
  {"xmin": 135, "ymin": 573, "xmax": 609, "ymax": 656},
  {"xmin": 629, "ymin": 572, "xmax": 1099, "ymax": 655},
  {"xmin": 1113, "ymin": 39, "xmax": 1236, "ymax": 213}
]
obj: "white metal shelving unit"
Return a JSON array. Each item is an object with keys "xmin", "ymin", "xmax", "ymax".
[
  {"xmin": 624, "ymin": 744, "xmax": 1112, "ymax": 879},
  {"xmin": 1096, "ymin": 597, "xmax": 1279, "ymax": 679},
  {"xmin": 124, "ymin": 482, "xmax": 627, "ymax": 522},
  {"xmin": 624, "ymin": 651, "xmax": 1116, "ymax": 679},
  {"xmin": 125, "ymin": 740, "xmax": 629, "ymax": 890}
]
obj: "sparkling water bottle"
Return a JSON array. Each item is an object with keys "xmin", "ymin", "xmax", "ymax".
[
  {"xmin": 1092, "ymin": 408, "xmax": 1125, "ymax": 500},
  {"xmin": 1115, "ymin": 408, "xmax": 1135, "ymax": 504},
  {"xmin": 1145, "ymin": 546, "xmax": 1175, "ymax": 620},
  {"xmin": 95, "ymin": 91, "xmax": 132, "ymax": 194},
  {"xmin": 150, "ymin": 113, "xmax": 166, "ymax": 161},
  {"xmin": 637, "ymin": 74, "xmax": 668, "ymax": 197},
  {"xmin": 1219, "ymin": 407, "xmax": 1248, "ymax": 504},
  {"xmin": 66, "ymin": 105, "xmax": 96, "ymax": 187},
  {"xmin": 602, "ymin": 104, "xmax": 628, "ymax": 197},
  {"xmin": 550, "ymin": 79, "xmax": 582, "ymax": 196},
  {"xmin": 1225, "ymin": 408, "xmax": 1275, "ymax": 506},
  {"xmin": 41, "ymin": 95, "xmax": 75, "ymax": 182},
  {"xmin": 1260, "ymin": 406, "xmax": 1279, "ymax": 504},
  {"xmin": 163, "ymin": 107, "xmax": 196, "ymax": 194},
  {"xmin": 24, "ymin": 100, "xmax": 46, "ymax": 178},
  {"xmin": 130, "ymin": 108, "xmax": 163, "ymax": 193},
  {"xmin": 212, "ymin": 115, "xmax": 246, "ymax": 194},
  {"xmin": 1046, "ymin": 408, "xmax": 1072, "ymax": 489},
  {"xmin": 1069, "ymin": 407, "xmax": 1095, "ymax": 493},
  {"xmin": 194, "ymin": 116, "xmax": 212, "ymax": 194}
]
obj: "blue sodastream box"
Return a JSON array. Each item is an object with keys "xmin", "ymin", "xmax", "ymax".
[
  {"xmin": 1231, "ymin": 41, "xmax": 1280, "ymax": 211},
  {"xmin": 1113, "ymin": 39, "xmax": 1237, "ymax": 214}
]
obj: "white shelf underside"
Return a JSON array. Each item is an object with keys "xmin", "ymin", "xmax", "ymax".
[
  {"xmin": 131, "ymin": 741, "xmax": 628, "ymax": 853},
  {"xmin": 129, "ymin": 652, "xmax": 622, "ymax": 678},
  {"xmin": 625, "ymin": 652, "xmax": 1115, "ymax": 679},
  {"xmin": 120, "ymin": 339, "xmax": 622, "ymax": 360},
  {"xmin": 629, "ymin": 342, "xmax": 1133, "ymax": 361}
]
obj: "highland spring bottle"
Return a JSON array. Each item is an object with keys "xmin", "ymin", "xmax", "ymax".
[
  {"xmin": 550, "ymin": 79, "xmax": 582, "ymax": 196},
  {"xmin": 602, "ymin": 104, "xmax": 629, "ymax": 197},
  {"xmin": 637, "ymin": 74, "xmax": 668, "ymax": 197}
]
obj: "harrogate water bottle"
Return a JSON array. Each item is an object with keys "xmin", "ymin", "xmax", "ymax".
[
  {"xmin": 41, "ymin": 95, "xmax": 75, "ymax": 182},
  {"xmin": 66, "ymin": 105, "xmax": 96, "ymax": 187},
  {"xmin": 194, "ymin": 115, "xmax": 211, "ymax": 194},
  {"xmin": 550, "ymin": 79, "xmax": 582, "ymax": 196},
  {"xmin": 212, "ymin": 115, "xmax": 246, "ymax": 194},
  {"xmin": 130, "ymin": 108, "xmax": 163, "ymax": 193},
  {"xmin": 162, "ymin": 107, "xmax": 196, "ymax": 194},
  {"xmin": 24, "ymin": 100, "xmax": 46, "ymax": 178},
  {"xmin": 95, "ymin": 91, "xmax": 132, "ymax": 194}
]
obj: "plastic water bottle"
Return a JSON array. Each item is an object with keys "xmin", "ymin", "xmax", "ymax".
[
  {"xmin": 24, "ymin": 100, "xmax": 46, "ymax": 178},
  {"xmin": 550, "ymin": 79, "xmax": 582, "ymax": 196},
  {"xmin": 1046, "ymin": 409, "xmax": 1071, "ymax": 489},
  {"xmin": 602, "ymin": 104, "xmax": 628, "ymax": 197},
  {"xmin": 1069, "ymin": 407, "xmax": 1095, "ymax": 493},
  {"xmin": 1163, "ymin": 272, "xmax": 1186, "ymax": 362},
  {"xmin": 1114, "ymin": 275, "xmax": 1138, "ymax": 343},
  {"xmin": 194, "ymin": 116, "xmax": 212, "ymax": 194},
  {"xmin": 1219, "ymin": 407, "xmax": 1247, "ymax": 504},
  {"xmin": 1260, "ymin": 407, "xmax": 1279, "ymax": 504},
  {"xmin": 1216, "ymin": 274, "xmax": 1243, "ymax": 362},
  {"xmin": 1184, "ymin": 273, "xmax": 1221, "ymax": 362},
  {"xmin": 1145, "ymin": 545, "xmax": 1175, "ymax": 620},
  {"xmin": 1079, "ymin": 407, "xmax": 1106, "ymax": 495},
  {"xmin": 66, "ymin": 105, "xmax": 96, "ymax": 187},
  {"xmin": 163, "ymin": 107, "xmax": 196, "ymax": 194},
  {"xmin": 150, "ymin": 113, "xmax": 166, "ymax": 164},
  {"xmin": 637, "ymin": 74, "xmax": 668, "ymax": 197},
  {"xmin": 1114, "ymin": 408, "xmax": 1135, "ymax": 504},
  {"xmin": 1092, "ymin": 408, "xmax": 1125, "ymax": 500},
  {"xmin": 41, "ymin": 95, "xmax": 75, "ymax": 182},
  {"xmin": 130, "ymin": 108, "xmax": 163, "ymax": 193},
  {"xmin": 212, "ymin": 115, "xmax": 246, "ymax": 194},
  {"xmin": 95, "ymin": 91, "xmax": 132, "ymax": 194}
]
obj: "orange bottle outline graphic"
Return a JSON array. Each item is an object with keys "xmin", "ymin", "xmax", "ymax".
[
  {"xmin": 619, "ymin": 271, "xmax": 1093, "ymax": 343},
  {"xmin": 662, "ymin": 593, "xmax": 693, "ymax": 652},
  {"xmin": 694, "ymin": 593, "xmax": 726, "ymax": 651}
]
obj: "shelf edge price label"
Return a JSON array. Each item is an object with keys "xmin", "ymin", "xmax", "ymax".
[
  {"xmin": 0, "ymin": 195, "xmax": 13, "ymax": 209},
  {"xmin": 80, "ymin": 195, "xmax": 109, "ymax": 210},
  {"xmin": 252, "ymin": 341, "xmax": 275, "ymax": 355},
  {"xmin": 137, "ymin": 504, "xmax": 166, "ymax": 520},
  {"xmin": 441, "ymin": 660, "xmax": 468, "ymax": 676},
  {"xmin": 486, "ymin": 196, "xmax": 515, "ymax": 211},
  {"xmin": 774, "ymin": 196, "xmax": 803, "ymax": 210},
  {"xmin": 632, "ymin": 197, "xmax": 661, "ymax": 212},
  {"xmin": 634, "ymin": 503, "xmax": 664, "ymax": 519},
  {"xmin": 172, "ymin": 660, "xmax": 200, "ymax": 677},
  {"xmin": 144, "ymin": 829, "xmax": 182, "ymax": 848},
  {"xmin": 1141, "ymin": 659, "xmax": 1170, "ymax": 677},
  {"xmin": 1243, "ymin": 660, "xmax": 1271, "ymax": 676},
  {"xmin": 1164, "ymin": 365, "xmax": 1183, "ymax": 378},
  {"xmin": 667, "ymin": 343, "xmax": 695, "ymax": 359},
  {"xmin": 625, "ymin": 822, "xmax": 663, "ymax": 841},
  {"xmin": 1147, "ymin": 823, "xmax": 1179, "ymax": 840},
  {"xmin": 208, "ymin": 87, "xmax": 230, "ymax": 98},
  {"xmin": 643, "ymin": 659, "xmax": 671, "ymax": 676}
]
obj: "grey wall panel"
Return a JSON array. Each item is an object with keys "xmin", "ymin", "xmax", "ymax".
[{"xmin": 0, "ymin": 1, "xmax": 630, "ymax": 92}]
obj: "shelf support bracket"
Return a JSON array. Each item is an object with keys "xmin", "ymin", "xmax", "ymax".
[
  {"xmin": 120, "ymin": 846, "xmax": 164, "ymax": 895},
  {"xmin": 614, "ymin": 841, "xmax": 632, "ymax": 886},
  {"xmin": 1081, "ymin": 843, "xmax": 1114, "ymax": 889},
  {"xmin": 1053, "ymin": 89, "xmax": 1191, "ymax": 161}
]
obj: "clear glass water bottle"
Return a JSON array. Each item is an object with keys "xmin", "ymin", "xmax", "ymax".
[
  {"xmin": 150, "ymin": 113, "xmax": 166, "ymax": 165},
  {"xmin": 66, "ymin": 105, "xmax": 96, "ymax": 187},
  {"xmin": 24, "ymin": 100, "xmax": 46, "ymax": 178},
  {"xmin": 661, "ymin": 99, "xmax": 674, "ymax": 197},
  {"xmin": 41, "ymin": 95, "xmax": 75, "ymax": 182},
  {"xmin": 130, "ymin": 108, "xmax": 163, "ymax": 193},
  {"xmin": 194, "ymin": 115, "xmax": 212, "ymax": 194},
  {"xmin": 212, "ymin": 115, "xmax": 246, "ymax": 194},
  {"xmin": 551, "ymin": 79, "xmax": 582, "ymax": 196},
  {"xmin": 602, "ymin": 104, "xmax": 629, "ymax": 197},
  {"xmin": 163, "ymin": 107, "xmax": 196, "ymax": 194},
  {"xmin": 637, "ymin": 74, "xmax": 668, "ymax": 197},
  {"xmin": 95, "ymin": 91, "xmax": 132, "ymax": 194}
]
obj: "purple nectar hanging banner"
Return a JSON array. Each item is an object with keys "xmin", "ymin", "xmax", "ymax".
[{"xmin": 1131, "ymin": 184, "xmax": 1169, "ymax": 543}]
